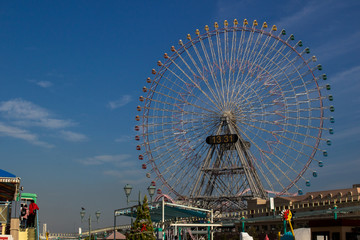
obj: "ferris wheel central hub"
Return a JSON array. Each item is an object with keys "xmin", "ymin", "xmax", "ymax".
[{"xmin": 221, "ymin": 111, "xmax": 235, "ymax": 122}]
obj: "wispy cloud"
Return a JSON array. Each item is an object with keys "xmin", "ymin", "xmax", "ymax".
[
  {"xmin": 317, "ymin": 157, "xmax": 360, "ymax": 180},
  {"xmin": 36, "ymin": 81, "xmax": 53, "ymax": 88},
  {"xmin": 78, "ymin": 154, "xmax": 132, "ymax": 166},
  {"xmin": 275, "ymin": 2, "xmax": 319, "ymax": 28},
  {"xmin": 315, "ymin": 31, "xmax": 360, "ymax": 62},
  {"xmin": 103, "ymin": 169, "xmax": 146, "ymax": 183},
  {"xmin": 330, "ymin": 64, "xmax": 360, "ymax": 97},
  {"xmin": 0, "ymin": 98, "xmax": 87, "ymax": 146},
  {"xmin": 115, "ymin": 135, "xmax": 132, "ymax": 143},
  {"xmin": 330, "ymin": 125, "xmax": 360, "ymax": 141},
  {"xmin": 0, "ymin": 121, "xmax": 53, "ymax": 148},
  {"xmin": 274, "ymin": 0, "xmax": 338, "ymax": 30},
  {"xmin": 79, "ymin": 154, "xmax": 143, "ymax": 181},
  {"xmin": 29, "ymin": 80, "xmax": 53, "ymax": 88},
  {"xmin": 0, "ymin": 99, "xmax": 74, "ymax": 129},
  {"xmin": 108, "ymin": 95, "xmax": 132, "ymax": 110},
  {"xmin": 59, "ymin": 130, "xmax": 88, "ymax": 142},
  {"xmin": 331, "ymin": 65, "xmax": 360, "ymax": 83}
]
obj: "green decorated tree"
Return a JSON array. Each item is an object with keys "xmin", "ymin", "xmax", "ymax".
[{"xmin": 127, "ymin": 195, "xmax": 155, "ymax": 240}]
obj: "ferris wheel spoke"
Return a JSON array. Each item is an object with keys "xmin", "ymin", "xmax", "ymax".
[
  {"xmin": 246, "ymin": 118, "xmax": 327, "ymax": 133},
  {"xmin": 249, "ymin": 37, "xmax": 310, "ymax": 84},
  {"xmin": 239, "ymin": 120, "xmax": 323, "ymax": 152},
  {"xmin": 145, "ymin": 120, "xmax": 216, "ymax": 153},
  {"xmin": 147, "ymin": 96, "xmax": 215, "ymax": 116},
  {"xmin": 239, "ymin": 123, "xmax": 305, "ymax": 179},
  {"xmin": 153, "ymin": 72, "xmax": 200, "ymax": 98},
  {"xmin": 148, "ymin": 92, "xmax": 219, "ymax": 116},
  {"xmin": 236, "ymin": 126, "xmax": 287, "ymax": 191},
  {"xmin": 246, "ymin": 151, "xmax": 275, "ymax": 192},
  {"xmin": 230, "ymin": 55, "xmax": 290, "ymax": 105},
  {"xmin": 215, "ymin": 28, "xmax": 226, "ymax": 101},
  {"xmin": 227, "ymin": 25, "xmax": 241, "ymax": 102},
  {"xmin": 186, "ymin": 37, "xmax": 225, "ymax": 108},
  {"xmin": 162, "ymin": 54, "xmax": 223, "ymax": 110},
  {"xmin": 205, "ymin": 30, "xmax": 228, "ymax": 108},
  {"xmin": 241, "ymin": 134, "xmax": 299, "ymax": 192},
  {"xmin": 197, "ymin": 34, "xmax": 225, "ymax": 107},
  {"xmin": 145, "ymin": 105, "xmax": 216, "ymax": 118},
  {"xmin": 233, "ymin": 49, "xmax": 308, "ymax": 106},
  {"xmin": 235, "ymin": 28, "xmax": 272, "ymax": 97},
  {"xmin": 269, "ymin": 141, "xmax": 312, "ymax": 182},
  {"xmin": 241, "ymin": 86, "xmax": 321, "ymax": 113}
]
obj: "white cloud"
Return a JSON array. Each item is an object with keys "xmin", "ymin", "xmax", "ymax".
[
  {"xmin": 0, "ymin": 121, "xmax": 53, "ymax": 148},
  {"xmin": 28, "ymin": 80, "xmax": 53, "ymax": 88},
  {"xmin": 108, "ymin": 95, "xmax": 132, "ymax": 109},
  {"xmin": 0, "ymin": 98, "xmax": 88, "ymax": 145},
  {"xmin": 36, "ymin": 81, "xmax": 53, "ymax": 88},
  {"xmin": 59, "ymin": 130, "xmax": 88, "ymax": 142},
  {"xmin": 79, "ymin": 154, "xmax": 132, "ymax": 166},
  {"xmin": 0, "ymin": 98, "xmax": 75, "ymax": 129}
]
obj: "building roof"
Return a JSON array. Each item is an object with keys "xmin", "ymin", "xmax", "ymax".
[
  {"xmin": 282, "ymin": 185, "xmax": 360, "ymax": 203},
  {"xmin": 106, "ymin": 231, "xmax": 126, "ymax": 240},
  {"xmin": 0, "ymin": 169, "xmax": 16, "ymax": 178}
]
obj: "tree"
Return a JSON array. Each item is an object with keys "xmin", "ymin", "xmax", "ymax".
[{"xmin": 127, "ymin": 195, "xmax": 156, "ymax": 240}]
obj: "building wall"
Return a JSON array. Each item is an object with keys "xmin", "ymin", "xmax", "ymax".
[
  {"xmin": 222, "ymin": 185, "xmax": 360, "ymax": 220},
  {"xmin": 229, "ymin": 185, "xmax": 360, "ymax": 237}
]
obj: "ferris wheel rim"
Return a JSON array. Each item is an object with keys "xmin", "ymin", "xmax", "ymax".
[{"xmin": 138, "ymin": 20, "xmax": 329, "ymax": 198}]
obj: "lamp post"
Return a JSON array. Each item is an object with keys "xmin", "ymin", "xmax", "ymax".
[
  {"xmin": 80, "ymin": 209, "xmax": 101, "ymax": 240},
  {"xmin": 113, "ymin": 184, "xmax": 156, "ymax": 240},
  {"xmin": 124, "ymin": 184, "xmax": 156, "ymax": 204}
]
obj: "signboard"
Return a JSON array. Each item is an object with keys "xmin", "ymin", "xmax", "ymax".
[
  {"xmin": 270, "ymin": 197, "xmax": 274, "ymax": 211},
  {"xmin": 0, "ymin": 235, "xmax": 13, "ymax": 240},
  {"xmin": 206, "ymin": 134, "xmax": 238, "ymax": 145}
]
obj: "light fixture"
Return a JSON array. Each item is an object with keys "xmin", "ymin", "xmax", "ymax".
[
  {"xmin": 95, "ymin": 210, "xmax": 101, "ymax": 222},
  {"xmin": 80, "ymin": 210, "xmax": 85, "ymax": 220},
  {"xmin": 147, "ymin": 185, "xmax": 156, "ymax": 201},
  {"xmin": 124, "ymin": 184, "xmax": 133, "ymax": 198}
]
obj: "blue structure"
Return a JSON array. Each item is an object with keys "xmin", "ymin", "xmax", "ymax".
[{"xmin": 0, "ymin": 169, "xmax": 16, "ymax": 178}]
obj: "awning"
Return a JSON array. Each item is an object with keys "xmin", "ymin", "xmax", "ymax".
[
  {"xmin": 115, "ymin": 201, "xmax": 209, "ymax": 223},
  {"xmin": 0, "ymin": 169, "xmax": 20, "ymax": 201}
]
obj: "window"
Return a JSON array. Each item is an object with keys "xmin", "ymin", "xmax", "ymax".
[
  {"xmin": 331, "ymin": 232, "xmax": 340, "ymax": 240},
  {"xmin": 312, "ymin": 231, "xmax": 329, "ymax": 240}
]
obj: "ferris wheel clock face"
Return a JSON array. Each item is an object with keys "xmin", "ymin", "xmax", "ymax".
[
  {"xmin": 205, "ymin": 134, "xmax": 238, "ymax": 145},
  {"xmin": 135, "ymin": 19, "xmax": 334, "ymax": 204}
]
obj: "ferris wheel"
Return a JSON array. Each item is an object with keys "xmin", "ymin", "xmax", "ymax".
[{"xmin": 135, "ymin": 19, "xmax": 334, "ymax": 208}]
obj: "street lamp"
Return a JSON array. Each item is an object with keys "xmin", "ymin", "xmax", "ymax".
[
  {"xmin": 80, "ymin": 209, "xmax": 101, "ymax": 240},
  {"xmin": 113, "ymin": 184, "xmax": 156, "ymax": 240},
  {"xmin": 147, "ymin": 185, "xmax": 156, "ymax": 203},
  {"xmin": 123, "ymin": 184, "xmax": 156, "ymax": 204},
  {"xmin": 123, "ymin": 184, "xmax": 133, "ymax": 203}
]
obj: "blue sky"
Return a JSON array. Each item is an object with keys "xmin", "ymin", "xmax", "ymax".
[{"xmin": 0, "ymin": 0, "xmax": 359, "ymax": 233}]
